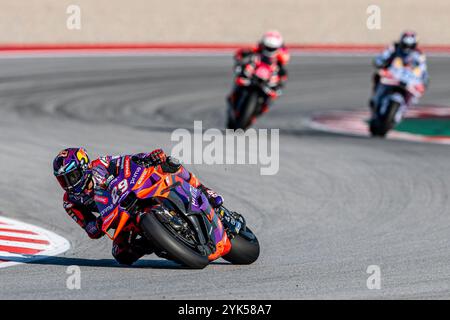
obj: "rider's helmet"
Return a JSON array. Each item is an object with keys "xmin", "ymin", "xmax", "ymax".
[
  {"xmin": 259, "ymin": 30, "xmax": 284, "ymax": 59},
  {"xmin": 399, "ymin": 31, "xmax": 418, "ymax": 54},
  {"xmin": 53, "ymin": 147, "xmax": 91, "ymax": 194}
]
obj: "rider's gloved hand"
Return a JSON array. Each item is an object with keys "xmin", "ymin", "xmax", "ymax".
[
  {"xmin": 85, "ymin": 218, "xmax": 103, "ymax": 239},
  {"xmin": 373, "ymin": 57, "xmax": 388, "ymax": 69},
  {"xmin": 148, "ymin": 149, "xmax": 167, "ymax": 165},
  {"xmin": 92, "ymin": 165, "xmax": 114, "ymax": 189},
  {"xmin": 132, "ymin": 149, "xmax": 167, "ymax": 168},
  {"xmin": 263, "ymin": 86, "xmax": 280, "ymax": 99},
  {"xmin": 199, "ymin": 185, "xmax": 224, "ymax": 209}
]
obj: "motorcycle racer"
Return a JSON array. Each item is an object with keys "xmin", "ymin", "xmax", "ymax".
[
  {"xmin": 53, "ymin": 147, "xmax": 237, "ymax": 265},
  {"xmin": 370, "ymin": 31, "xmax": 429, "ymax": 110},
  {"xmin": 228, "ymin": 30, "xmax": 290, "ymax": 117}
]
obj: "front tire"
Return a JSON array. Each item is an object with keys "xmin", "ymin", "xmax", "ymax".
[
  {"xmin": 369, "ymin": 118, "xmax": 387, "ymax": 137},
  {"xmin": 222, "ymin": 227, "xmax": 260, "ymax": 265},
  {"xmin": 140, "ymin": 212, "xmax": 209, "ymax": 269},
  {"xmin": 370, "ymin": 101, "xmax": 400, "ymax": 137},
  {"xmin": 226, "ymin": 114, "xmax": 236, "ymax": 130},
  {"xmin": 236, "ymin": 91, "xmax": 258, "ymax": 130}
]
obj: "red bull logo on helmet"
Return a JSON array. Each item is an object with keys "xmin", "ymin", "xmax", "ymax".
[{"xmin": 76, "ymin": 148, "xmax": 89, "ymax": 165}]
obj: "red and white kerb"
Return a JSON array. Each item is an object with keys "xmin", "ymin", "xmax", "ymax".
[{"xmin": 0, "ymin": 216, "xmax": 70, "ymax": 268}]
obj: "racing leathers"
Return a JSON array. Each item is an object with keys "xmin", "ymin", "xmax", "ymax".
[{"xmin": 62, "ymin": 149, "xmax": 224, "ymax": 265}]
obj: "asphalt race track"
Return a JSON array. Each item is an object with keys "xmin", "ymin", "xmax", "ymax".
[{"xmin": 1, "ymin": 54, "xmax": 450, "ymax": 299}]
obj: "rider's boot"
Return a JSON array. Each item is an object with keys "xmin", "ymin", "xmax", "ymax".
[
  {"xmin": 112, "ymin": 232, "xmax": 154, "ymax": 266},
  {"xmin": 260, "ymin": 103, "xmax": 270, "ymax": 115}
]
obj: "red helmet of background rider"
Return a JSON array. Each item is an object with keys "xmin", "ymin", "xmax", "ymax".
[
  {"xmin": 399, "ymin": 31, "xmax": 418, "ymax": 54},
  {"xmin": 260, "ymin": 30, "xmax": 284, "ymax": 59}
]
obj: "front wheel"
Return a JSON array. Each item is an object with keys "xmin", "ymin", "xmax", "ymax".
[
  {"xmin": 235, "ymin": 91, "xmax": 259, "ymax": 130},
  {"xmin": 222, "ymin": 227, "xmax": 260, "ymax": 265},
  {"xmin": 140, "ymin": 210, "xmax": 209, "ymax": 269},
  {"xmin": 369, "ymin": 118, "xmax": 388, "ymax": 137},
  {"xmin": 226, "ymin": 113, "xmax": 236, "ymax": 130},
  {"xmin": 370, "ymin": 101, "xmax": 400, "ymax": 137}
]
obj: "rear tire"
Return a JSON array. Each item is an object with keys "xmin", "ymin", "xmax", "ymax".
[
  {"xmin": 222, "ymin": 227, "xmax": 260, "ymax": 265},
  {"xmin": 140, "ymin": 212, "xmax": 209, "ymax": 269}
]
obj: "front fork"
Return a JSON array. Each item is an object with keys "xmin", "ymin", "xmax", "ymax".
[
  {"xmin": 216, "ymin": 206, "xmax": 245, "ymax": 237},
  {"xmin": 194, "ymin": 204, "xmax": 246, "ymax": 261}
]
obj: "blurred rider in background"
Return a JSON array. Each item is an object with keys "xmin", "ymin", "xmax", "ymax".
[
  {"xmin": 228, "ymin": 30, "xmax": 290, "ymax": 116},
  {"xmin": 370, "ymin": 31, "xmax": 429, "ymax": 110}
]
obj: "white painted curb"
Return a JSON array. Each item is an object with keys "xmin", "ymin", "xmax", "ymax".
[{"xmin": 0, "ymin": 216, "xmax": 71, "ymax": 269}]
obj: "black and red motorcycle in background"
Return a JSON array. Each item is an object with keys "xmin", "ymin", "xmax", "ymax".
[{"xmin": 227, "ymin": 57, "xmax": 280, "ymax": 130}]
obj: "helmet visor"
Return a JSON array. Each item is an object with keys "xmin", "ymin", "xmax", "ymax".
[
  {"xmin": 56, "ymin": 168, "xmax": 83, "ymax": 191},
  {"xmin": 262, "ymin": 47, "xmax": 278, "ymax": 58},
  {"xmin": 264, "ymin": 46, "xmax": 278, "ymax": 52},
  {"xmin": 401, "ymin": 36, "xmax": 416, "ymax": 49}
]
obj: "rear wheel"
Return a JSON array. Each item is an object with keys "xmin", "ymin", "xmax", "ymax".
[
  {"xmin": 222, "ymin": 227, "xmax": 260, "ymax": 265},
  {"xmin": 140, "ymin": 207, "xmax": 209, "ymax": 269}
]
